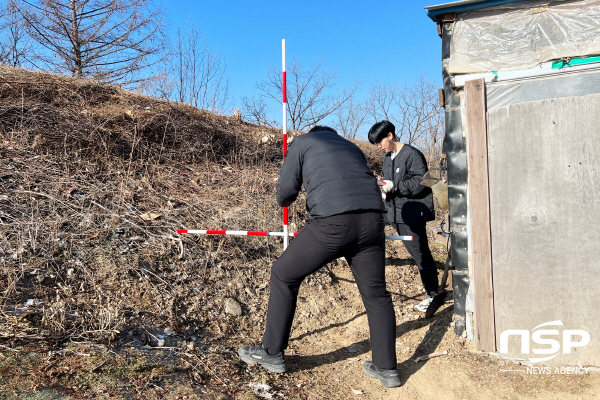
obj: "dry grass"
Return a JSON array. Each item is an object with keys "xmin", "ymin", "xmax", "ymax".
[
  {"xmin": 0, "ymin": 66, "xmax": 320, "ymax": 397},
  {"xmin": 0, "ymin": 65, "xmax": 315, "ymax": 345}
]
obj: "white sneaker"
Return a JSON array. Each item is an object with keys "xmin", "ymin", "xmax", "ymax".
[{"xmin": 414, "ymin": 292, "xmax": 438, "ymax": 313}]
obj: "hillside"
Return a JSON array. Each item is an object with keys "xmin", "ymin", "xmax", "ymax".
[{"xmin": 1, "ymin": 66, "xmax": 598, "ymax": 399}]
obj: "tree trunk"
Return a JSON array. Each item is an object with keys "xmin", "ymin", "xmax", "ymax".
[{"xmin": 71, "ymin": 0, "xmax": 82, "ymax": 78}]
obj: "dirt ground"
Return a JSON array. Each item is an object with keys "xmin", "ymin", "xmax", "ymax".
[{"xmin": 2, "ymin": 237, "xmax": 598, "ymax": 400}]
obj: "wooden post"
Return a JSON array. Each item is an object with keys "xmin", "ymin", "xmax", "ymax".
[{"xmin": 465, "ymin": 78, "xmax": 496, "ymax": 352}]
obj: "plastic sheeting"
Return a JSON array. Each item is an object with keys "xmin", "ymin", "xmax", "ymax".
[
  {"xmin": 448, "ymin": 0, "xmax": 600, "ymax": 74},
  {"xmin": 486, "ymin": 68, "xmax": 600, "ymax": 111}
]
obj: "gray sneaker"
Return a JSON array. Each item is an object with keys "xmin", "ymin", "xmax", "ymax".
[
  {"xmin": 414, "ymin": 291, "xmax": 446, "ymax": 318},
  {"xmin": 238, "ymin": 344, "xmax": 287, "ymax": 373},
  {"xmin": 414, "ymin": 292, "xmax": 436, "ymax": 313},
  {"xmin": 362, "ymin": 361, "xmax": 402, "ymax": 388}
]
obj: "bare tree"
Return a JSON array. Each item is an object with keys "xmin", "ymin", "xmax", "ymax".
[
  {"xmin": 366, "ymin": 76, "xmax": 444, "ymax": 165},
  {"xmin": 241, "ymin": 95, "xmax": 275, "ymax": 127},
  {"xmin": 252, "ymin": 57, "xmax": 359, "ymax": 131},
  {"xmin": 170, "ymin": 22, "xmax": 230, "ymax": 113},
  {"xmin": 0, "ymin": 0, "xmax": 35, "ymax": 67},
  {"xmin": 335, "ymin": 96, "xmax": 369, "ymax": 139},
  {"xmin": 366, "ymin": 81, "xmax": 397, "ymax": 123},
  {"xmin": 134, "ymin": 69, "xmax": 172, "ymax": 100},
  {"xmin": 412, "ymin": 93, "xmax": 444, "ymax": 166},
  {"xmin": 16, "ymin": 0, "xmax": 165, "ymax": 83},
  {"xmin": 394, "ymin": 76, "xmax": 440, "ymax": 145}
]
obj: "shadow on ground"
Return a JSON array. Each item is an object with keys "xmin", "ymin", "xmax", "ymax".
[{"xmin": 288, "ymin": 304, "xmax": 453, "ymax": 377}]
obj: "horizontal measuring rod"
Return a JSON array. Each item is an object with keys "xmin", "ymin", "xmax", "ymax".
[
  {"xmin": 177, "ymin": 230, "xmax": 298, "ymax": 237},
  {"xmin": 176, "ymin": 230, "xmax": 412, "ymax": 241}
]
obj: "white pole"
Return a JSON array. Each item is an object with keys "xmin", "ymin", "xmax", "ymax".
[{"xmin": 282, "ymin": 39, "xmax": 289, "ymax": 250}]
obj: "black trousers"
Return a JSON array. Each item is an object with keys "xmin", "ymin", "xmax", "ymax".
[
  {"xmin": 262, "ymin": 211, "xmax": 397, "ymax": 370},
  {"xmin": 390, "ymin": 222, "xmax": 439, "ymax": 295}
]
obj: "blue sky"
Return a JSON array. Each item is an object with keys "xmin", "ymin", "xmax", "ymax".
[{"xmin": 163, "ymin": 0, "xmax": 443, "ymax": 117}]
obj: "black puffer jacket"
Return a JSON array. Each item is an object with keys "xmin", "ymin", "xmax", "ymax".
[
  {"xmin": 383, "ymin": 144, "xmax": 434, "ymax": 224},
  {"xmin": 277, "ymin": 130, "xmax": 384, "ymax": 218}
]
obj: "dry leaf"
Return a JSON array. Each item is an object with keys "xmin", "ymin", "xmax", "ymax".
[
  {"xmin": 140, "ymin": 212, "xmax": 161, "ymax": 221},
  {"xmin": 63, "ymin": 186, "xmax": 73, "ymax": 199},
  {"xmin": 85, "ymin": 233, "xmax": 99, "ymax": 240}
]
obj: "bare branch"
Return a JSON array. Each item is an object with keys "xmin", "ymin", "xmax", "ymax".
[
  {"xmin": 241, "ymin": 95, "xmax": 277, "ymax": 127},
  {"xmin": 366, "ymin": 76, "xmax": 444, "ymax": 165},
  {"xmin": 0, "ymin": 0, "xmax": 36, "ymax": 67},
  {"xmin": 163, "ymin": 21, "xmax": 230, "ymax": 113},
  {"xmin": 14, "ymin": 0, "xmax": 166, "ymax": 84},
  {"xmin": 366, "ymin": 82, "xmax": 397, "ymax": 122},
  {"xmin": 334, "ymin": 96, "xmax": 369, "ymax": 139},
  {"xmin": 254, "ymin": 57, "xmax": 358, "ymax": 131}
]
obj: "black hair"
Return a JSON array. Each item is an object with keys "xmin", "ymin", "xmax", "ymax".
[
  {"xmin": 368, "ymin": 120, "xmax": 396, "ymax": 144},
  {"xmin": 307, "ymin": 125, "xmax": 337, "ymax": 133}
]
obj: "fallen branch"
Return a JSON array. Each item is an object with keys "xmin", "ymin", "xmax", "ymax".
[{"xmin": 414, "ymin": 350, "xmax": 448, "ymax": 363}]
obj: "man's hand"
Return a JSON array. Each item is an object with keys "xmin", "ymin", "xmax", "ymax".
[{"xmin": 380, "ymin": 180, "xmax": 394, "ymax": 194}]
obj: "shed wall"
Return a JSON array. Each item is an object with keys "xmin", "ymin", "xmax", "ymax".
[{"xmin": 487, "ymin": 85, "xmax": 600, "ymax": 365}]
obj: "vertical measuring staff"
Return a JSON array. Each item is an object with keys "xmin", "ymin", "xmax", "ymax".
[{"xmin": 282, "ymin": 39, "xmax": 289, "ymax": 250}]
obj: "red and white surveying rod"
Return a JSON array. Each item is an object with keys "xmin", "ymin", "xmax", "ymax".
[
  {"xmin": 176, "ymin": 39, "xmax": 413, "ymax": 245},
  {"xmin": 176, "ymin": 230, "xmax": 412, "ymax": 241},
  {"xmin": 176, "ymin": 230, "xmax": 297, "ymax": 237},
  {"xmin": 282, "ymin": 39, "xmax": 289, "ymax": 250}
]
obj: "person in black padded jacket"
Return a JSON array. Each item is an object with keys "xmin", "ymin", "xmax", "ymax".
[
  {"xmin": 238, "ymin": 126, "xmax": 401, "ymax": 388},
  {"xmin": 368, "ymin": 120, "xmax": 445, "ymax": 318}
]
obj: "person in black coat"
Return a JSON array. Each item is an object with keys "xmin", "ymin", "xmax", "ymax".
[
  {"xmin": 368, "ymin": 120, "xmax": 444, "ymax": 317},
  {"xmin": 238, "ymin": 126, "xmax": 402, "ymax": 388}
]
